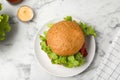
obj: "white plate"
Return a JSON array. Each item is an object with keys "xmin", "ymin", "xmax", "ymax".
[{"xmin": 34, "ymin": 17, "xmax": 96, "ymax": 77}]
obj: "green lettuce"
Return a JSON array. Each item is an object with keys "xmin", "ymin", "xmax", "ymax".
[
  {"xmin": 79, "ymin": 22, "xmax": 96, "ymax": 37},
  {"xmin": 46, "ymin": 23, "xmax": 53, "ymax": 28},
  {"xmin": 64, "ymin": 16, "xmax": 96, "ymax": 37},
  {"xmin": 0, "ymin": 4, "xmax": 2, "ymax": 10},
  {"xmin": 64, "ymin": 16, "xmax": 72, "ymax": 21},
  {"xmin": 0, "ymin": 3, "xmax": 11, "ymax": 40},
  {"xmin": 40, "ymin": 34, "xmax": 85, "ymax": 68}
]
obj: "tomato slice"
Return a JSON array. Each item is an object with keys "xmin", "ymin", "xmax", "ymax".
[{"xmin": 79, "ymin": 43, "xmax": 88, "ymax": 57}]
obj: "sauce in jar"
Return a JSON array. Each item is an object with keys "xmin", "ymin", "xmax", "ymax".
[
  {"xmin": 17, "ymin": 6, "xmax": 34, "ymax": 22},
  {"xmin": 7, "ymin": 0, "xmax": 23, "ymax": 4}
]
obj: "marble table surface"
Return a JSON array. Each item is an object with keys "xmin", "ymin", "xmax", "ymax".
[{"xmin": 0, "ymin": 0, "xmax": 120, "ymax": 80}]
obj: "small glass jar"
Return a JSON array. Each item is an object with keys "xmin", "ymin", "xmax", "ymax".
[
  {"xmin": 17, "ymin": 6, "xmax": 34, "ymax": 22},
  {"xmin": 7, "ymin": 0, "xmax": 23, "ymax": 5}
]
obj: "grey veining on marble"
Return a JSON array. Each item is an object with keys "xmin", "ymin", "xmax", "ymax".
[{"xmin": 0, "ymin": 0, "xmax": 120, "ymax": 80}]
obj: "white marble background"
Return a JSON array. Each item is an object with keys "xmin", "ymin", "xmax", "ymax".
[{"xmin": 0, "ymin": 0, "xmax": 120, "ymax": 80}]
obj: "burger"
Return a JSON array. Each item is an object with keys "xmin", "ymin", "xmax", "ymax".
[{"xmin": 40, "ymin": 16, "xmax": 96, "ymax": 68}]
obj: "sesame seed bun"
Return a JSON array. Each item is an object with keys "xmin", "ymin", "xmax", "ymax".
[{"xmin": 46, "ymin": 21, "xmax": 85, "ymax": 56}]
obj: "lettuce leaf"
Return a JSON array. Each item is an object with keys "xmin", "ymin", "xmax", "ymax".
[
  {"xmin": 0, "ymin": 3, "xmax": 2, "ymax": 10},
  {"xmin": 0, "ymin": 14, "xmax": 11, "ymax": 40},
  {"xmin": 79, "ymin": 22, "xmax": 96, "ymax": 37},
  {"xmin": 64, "ymin": 16, "xmax": 72, "ymax": 21},
  {"xmin": 40, "ymin": 35, "xmax": 85, "ymax": 68},
  {"xmin": 0, "ymin": 4, "xmax": 11, "ymax": 40},
  {"xmin": 64, "ymin": 16, "xmax": 96, "ymax": 37},
  {"xmin": 46, "ymin": 23, "xmax": 53, "ymax": 28}
]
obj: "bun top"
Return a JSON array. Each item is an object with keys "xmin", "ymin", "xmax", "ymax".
[{"xmin": 46, "ymin": 21, "xmax": 85, "ymax": 56}]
